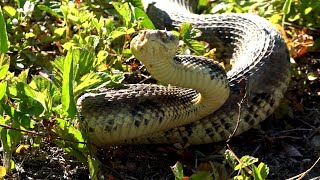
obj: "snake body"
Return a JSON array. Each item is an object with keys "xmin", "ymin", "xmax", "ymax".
[{"xmin": 77, "ymin": 0, "xmax": 290, "ymax": 147}]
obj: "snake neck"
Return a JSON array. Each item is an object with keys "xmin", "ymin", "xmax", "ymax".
[{"xmin": 143, "ymin": 55, "xmax": 230, "ymax": 116}]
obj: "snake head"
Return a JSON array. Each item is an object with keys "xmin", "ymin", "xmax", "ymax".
[{"xmin": 130, "ymin": 30, "xmax": 179, "ymax": 66}]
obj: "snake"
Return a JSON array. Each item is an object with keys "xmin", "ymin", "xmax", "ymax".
[{"xmin": 76, "ymin": 0, "xmax": 290, "ymax": 147}]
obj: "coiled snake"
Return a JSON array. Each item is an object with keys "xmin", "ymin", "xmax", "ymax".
[{"xmin": 77, "ymin": 0, "xmax": 290, "ymax": 147}]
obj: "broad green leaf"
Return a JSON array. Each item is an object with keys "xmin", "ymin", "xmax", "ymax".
[
  {"xmin": 13, "ymin": 82, "xmax": 45, "ymax": 116},
  {"xmin": 52, "ymin": 56, "xmax": 65, "ymax": 73},
  {"xmin": 20, "ymin": 115, "xmax": 32, "ymax": 129},
  {"xmin": 133, "ymin": 7, "xmax": 155, "ymax": 29},
  {"xmin": 52, "ymin": 56, "xmax": 65, "ymax": 88},
  {"xmin": 171, "ymin": 162, "xmax": 184, "ymax": 180},
  {"xmin": 0, "ymin": 82, "xmax": 7, "ymax": 101},
  {"xmin": 288, "ymin": 14, "xmax": 300, "ymax": 22},
  {"xmin": 61, "ymin": 49, "xmax": 77, "ymax": 118},
  {"xmin": 29, "ymin": 75, "xmax": 59, "ymax": 108},
  {"xmin": 0, "ymin": 116, "xmax": 11, "ymax": 153},
  {"xmin": 110, "ymin": 72, "xmax": 125, "ymax": 84},
  {"xmin": 185, "ymin": 39, "xmax": 205, "ymax": 53},
  {"xmin": 17, "ymin": 69, "xmax": 29, "ymax": 83},
  {"xmin": 60, "ymin": 5, "xmax": 69, "ymax": 17},
  {"xmin": 54, "ymin": 27, "xmax": 66, "ymax": 37},
  {"xmin": 268, "ymin": 14, "xmax": 282, "ymax": 24},
  {"xmin": 62, "ymin": 42, "xmax": 76, "ymax": 50},
  {"xmin": 0, "ymin": 7, "xmax": 9, "ymax": 53},
  {"xmin": 8, "ymin": 116, "xmax": 23, "ymax": 146},
  {"xmin": 97, "ymin": 50, "xmax": 108, "ymax": 65},
  {"xmin": 37, "ymin": 4, "xmax": 63, "ymax": 18},
  {"xmin": 198, "ymin": 0, "xmax": 210, "ymax": 10},
  {"xmin": 0, "ymin": 64, "xmax": 9, "ymax": 79},
  {"xmin": 253, "ymin": 163, "xmax": 269, "ymax": 180},
  {"xmin": 109, "ymin": 30, "xmax": 127, "ymax": 39},
  {"xmin": 53, "ymin": 118, "xmax": 87, "ymax": 166},
  {"xmin": 180, "ymin": 22, "xmax": 202, "ymax": 39},
  {"xmin": 234, "ymin": 155, "xmax": 258, "ymax": 170},
  {"xmin": 0, "ymin": 108, "xmax": 24, "ymax": 154},
  {"xmin": 67, "ymin": 14, "xmax": 80, "ymax": 23},
  {"xmin": 127, "ymin": 0, "xmax": 144, "ymax": 10},
  {"xmin": 88, "ymin": 155, "xmax": 100, "ymax": 180},
  {"xmin": 180, "ymin": 22, "xmax": 192, "ymax": 39},
  {"xmin": 74, "ymin": 73, "xmax": 104, "ymax": 97},
  {"xmin": 225, "ymin": 150, "xmax": 237, "ymax": 168},
  {"xmin": 84, "ymin": 35, "xmax": 100, "ymax": 49},
  {"xmin": 112, "ymin": 2, "xmax": 133, "ymax": 28},
  {"xmin": 253, "ymin": 165, "xmax": 262, "ymax": 180},
  {"xmin": 3, "ymin": 6, "xmax": 17, "ymax": 17},
  {"xmin": 76, "ymin": 48, "xmax": 96, "ymax": 77},
  {"xmin": 55, "ymin": 118, "xmax": 85, "ymax": 148},
  {"xmin": 304, "ymin": 7, "xmax": 313, "ymax": 15},
  {"xmin": 282, "ymin": 0, "xmax": 293, "ymax": 14}
]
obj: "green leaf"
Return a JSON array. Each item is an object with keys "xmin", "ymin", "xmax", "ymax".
[
  {"xmin": 171, "ymin": 162, "xmax": 184, "ymax": 180},
  {"xmin": 180, "ymin": 22, "xmax": 193, "ymax": 39},
  {"xmin": 234, "ymin": 155, "xmax": 258, "ymax": 170},
  {"xmin": 88, "ymin": 155, "xmax": 100, "ymax": 180},
  {"xmin": 0, "ymin": 82, "xmax": 7, "ymax": 101},
  {"xmin": 0, "ymin": 108, "xmax": 25, "ymax": 154},
  {"xmin": 253, "ymin": 165, "xmax": 262, "ymax": 180},
  {"xmin": 0, "ymin": 7, "xmax": 9, "ymax": 53},
  {"xmin": 18, "ymin": 69, "xmax": 29, "ymax": 83},
  {"xmin": 0, "ymin": 64, "xmax": 9, "ymax": 79},
  {"xmin": 61, "ymin": 49, "xmax": 77, "ymax": 118},
  {"xmin": 127, "ymin": 0, "xmax": 144, "ymax": 10},
  {"xmin": 67, "ymin": 14, "xmax": 80, "ymax": 23},
  {"xmin": 253, "ymin": 163, "xmax": 269, "ymax": 180},
  {"xmin": 3, "ymin": 6, "xmax": 17, "ymax": 17},
  {"xmin": 75, "ymin": 48, "xmax": 96, "ymax": 78},
  {"xmin": 112, "ymin": 2, "xmax": 133, "ymax": 28},
  {"xmin": 54, "ymin": 27, "xmax": 66, "ymax": 37},
  {"xmin": 97, "ymin": 50, "xmax": 108, "ymax": 65},
  {"xmin": 304, "ymin": 7, "xmax": 313, "ymax": 15},
  {"xmin": 55, "ymin": 118, "xmax": 85, "ymax": 148},
  {"xmin": 185, "ymin": 39, "xmax": 205, "ymax": 53},
  {"xmin": 74, "ymin": 73, "xmax": 104, "ymax": 97},
  {"xmin": 52, "ymin": 118, "xmax": 88, "ymax": 170},
  {"xmin": 109, "ymin": 29, "xmax": 127, "ymax": 39},
  {"xmin": 0, "ymin": 116, "xmax": 12, "ymax": 152},
  {"xmin": 37, "ymin": 4, "xmax": 63, "ymax": 18},
  {"xmin": 282, "ymin": 0, "xmax": 293, "ymax": 15},
  {"xmin": 225, "ymin": 150, "xmax": 237, "ymax": 168},
  {"xmin": 84, "ymin": 36, "xmax": 100, "ymax": 49},
  {"xmin": 133, "ymin": 7, "xmax": 155, "ymax": 29},
  {"xmin": 7, "ymin": 81, "xmax": 46, "ymax": 116}
]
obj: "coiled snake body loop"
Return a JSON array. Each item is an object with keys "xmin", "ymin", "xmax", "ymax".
[{"xmin": 77, "ymin": 0, "xmax": 290, "ymax": 147}]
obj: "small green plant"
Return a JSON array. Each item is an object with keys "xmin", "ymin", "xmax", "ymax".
[
  {"xmin": 171, "ymin": 161, "xmax": 212, "ymax": 180},
  {"xmin": 171, "ymin": 149, "xmax": 269, "ymax": 180},
  {"xmin": 225, "ymin": 150, "xmax": 269, "ymax": 180}
]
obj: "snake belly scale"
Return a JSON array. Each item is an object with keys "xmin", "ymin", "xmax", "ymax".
[{"xmin": 77, "ymin": 0, "xmax": 290, "ymax": 147}]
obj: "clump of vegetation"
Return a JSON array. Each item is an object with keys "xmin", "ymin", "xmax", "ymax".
[{"xmin": 0, "ymin": 0, "xmax": 319, "ymax": 179}]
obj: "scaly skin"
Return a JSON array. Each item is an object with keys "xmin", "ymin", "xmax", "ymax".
[{"xmin": 77, "ymin": 0, "xmax": 290, "ymax": 146}]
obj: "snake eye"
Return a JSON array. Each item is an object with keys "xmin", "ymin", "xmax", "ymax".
[{"xmin": 160, "ymin": 35, "xmax": 168, "ymax": 42}]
